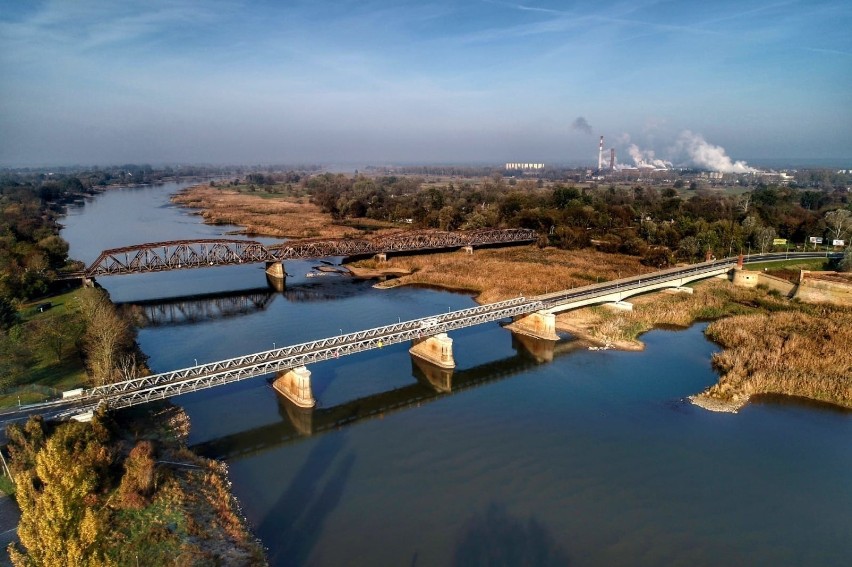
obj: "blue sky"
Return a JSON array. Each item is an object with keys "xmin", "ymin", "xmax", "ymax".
[{"xmin": 1, "ymin": 0, "xmax": 850, "ymax": 167}]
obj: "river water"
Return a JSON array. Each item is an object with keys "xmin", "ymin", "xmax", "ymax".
[{"xmin": 62, "ymin": 183, "xmax": 852, "ymax": 566}]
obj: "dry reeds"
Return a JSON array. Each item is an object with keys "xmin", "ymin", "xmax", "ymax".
[
  {"xmin": 172, "ymin": 185, "xmax": 384, "ymax": 239},
  {"xmin": 360, "ymin": 246, "xmax": 656, "ymax": 304},
  {"xmin": 700, "ymin": 308, "xmax": 852, "ymax": 408}
]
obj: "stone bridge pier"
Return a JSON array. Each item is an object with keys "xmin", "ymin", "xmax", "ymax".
[{"xmin": 272, "ymin": 366, "xmax": 315, "ymax": 408}]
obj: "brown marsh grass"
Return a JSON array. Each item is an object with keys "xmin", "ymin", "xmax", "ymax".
[
  {"xmin": 172, "ymin": 184, "xmax": 396, "ymax": 239},
  {"xmin": 359, "ymin": 245, "xmax": 657, "ymax": 304},
  {"xmin": 701, "ymin": 308, "xmax": 852, "ymax": 409}
]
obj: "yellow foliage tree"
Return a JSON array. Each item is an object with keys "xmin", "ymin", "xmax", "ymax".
[{"xmin": 9, "ymin": 421, "xmax": 115, "ymax": 567}]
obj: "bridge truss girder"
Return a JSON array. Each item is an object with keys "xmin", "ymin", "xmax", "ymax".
[
  {"xmin": 85, "ymin": 297, "xmax": 542, "ymax": 409},
  {"xmin": 84, "ymin": 229, "xmax": 537, "ymax": 277}
]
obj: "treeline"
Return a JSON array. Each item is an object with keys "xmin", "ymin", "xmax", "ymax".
[
  {"xmin": 0, "ymin": 178, "xmax": 74, "ymax": 300},
  {"xmin": 300, "ymin": 173, "xmax": 851, "ymax": 267},
  {"xmin": 0, "ymin": 173, "xmax": 144, "ymax": 390}
]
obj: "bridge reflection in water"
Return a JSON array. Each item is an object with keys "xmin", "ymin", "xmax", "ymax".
[
  {"xmin": 192, "ymin": 333, "xmax": 586, "ymax": 461},
  {"xmin": 119, "ymin": 277, "xmax": 364, "ymax": 327}
]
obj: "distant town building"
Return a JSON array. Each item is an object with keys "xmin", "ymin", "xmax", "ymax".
[{"xmin": 505, "ymin": 163, "xmax": 544, "ymax": 171}]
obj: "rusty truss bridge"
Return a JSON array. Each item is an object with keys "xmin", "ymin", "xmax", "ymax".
[{"xmin": 83, "ymin": 228, "xmax": 537, "ymax": 277}]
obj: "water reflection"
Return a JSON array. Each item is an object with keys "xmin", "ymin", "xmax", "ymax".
[
  {"xmin": 192, "ymin": 335, "xmax": 587, "ymax": 460},
  {"xmin": 453, "ymin": 504, "xmax": 571, "ymax": 567},
  {"xmin": 120, "ymin": 287, "xmax": 277, "ymax": 327},
  {"xmin": 118, "ymin": 278, "xmax": 375, "ymax": 327},
  {"xmin": 258, "ymin": 433, "xmax": 356, "ymax": 567}
]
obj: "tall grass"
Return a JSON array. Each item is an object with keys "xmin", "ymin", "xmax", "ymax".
[
  {"xmin": 172, "ymin": 184, "xmax": 397, "ymax": 239},
  {"xmin": 701, "ymin": 308, "xmax": 852, "ymax": 409},
  {"xmin": 361, "ymin": 246, "xmax": 656, "ymax": 304}
]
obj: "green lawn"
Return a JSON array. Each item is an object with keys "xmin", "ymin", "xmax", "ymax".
[
  {"xmin": 0, "ymin": 288, "xmax": 88, "ymax": 408},
  {"xmin": 744, "ymin": 258, "xmax": 832, "ymax": 271}
]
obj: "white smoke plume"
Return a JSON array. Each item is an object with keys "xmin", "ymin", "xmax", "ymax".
[
  {"xmin": 676, "ymin": 130, "xmax": 756, "ymax": 173},
  {"xmin": 627, "ymin": 144, "xmax": 672, "ymax": 169},
  {"xmin": 571, "ymin": 116, "xmax": 592, "ymax": 135}
]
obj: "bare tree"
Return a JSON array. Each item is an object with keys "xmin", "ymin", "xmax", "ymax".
[
  {"xmin": 824, "ymin": 209, "xmax": 852, "ymax": 242},
  {"xmin": 756, "ymin": 226, "xmax": 777, "ymax": 253},
  {"xmin": 77, "ymin": 288, "xmax": 133, "ymax": 386}
]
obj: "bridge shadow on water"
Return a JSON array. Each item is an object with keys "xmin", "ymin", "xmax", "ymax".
[
  {"xmin": 259, "ymin": 433, "xmax": 356, "ymax": 567},
  {"xmin": 451, "ymin": 504, "xmax": 571, "ymax": 567},
  {"xmin": 191, "ymin": 335, "xmax": 587, "ymax": 461}
]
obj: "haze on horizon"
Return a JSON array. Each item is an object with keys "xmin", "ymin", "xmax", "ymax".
[{"xmin": 1, "ymin": 0, "xmax": 850, "ymax": 168}]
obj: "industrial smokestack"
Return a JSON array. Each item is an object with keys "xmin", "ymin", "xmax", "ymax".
[
  {"xmin": 610, "ymin": 148, "xmax": 615, "ymax": 170},
  {"xmin": 598, "ymin": 136, "xmax": 604, "ymax": 170}
]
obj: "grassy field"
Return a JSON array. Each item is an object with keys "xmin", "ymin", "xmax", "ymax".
[
  {"xmin": 0, "ymin": 288, "xmax": 88, "ymax": 407},
  {"xmin": 745, "ymin": 257, "xmax": 832, "ymax": 271}
]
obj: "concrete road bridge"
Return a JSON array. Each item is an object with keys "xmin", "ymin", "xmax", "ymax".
[
  {"xmin": 81, "ymin": 228, "xmax": 538, "ymax": 280},
  {"xmin": 5, "ymin": 251, "xmax": 840, "ymax": 423},
  {"xmin": 192, "ymin": 336, "xmax": 588, "ymax": 461}
]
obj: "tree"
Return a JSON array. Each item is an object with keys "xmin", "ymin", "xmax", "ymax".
[
  {"xmin": 0, "ymin": 295, "xmax": 18, "ymax": 330},
  {"xmin": 10, "ymin": 420, "xmax": 113, "ymax": 567},
  {"xmin": 29, "ymin": 313, "xmax": 82, "ymax": 363},
  {"xmin": 824, "ymin": 209, "xmax": 851, "ymax": 242},
  {"xmin": 678, "ymin": 236, "xmax": 700, "ymax": 261},
  {"xmin": 77, "ymin": 288, "xmax": 134, "ymax": 385},
  {"xmin": 755, "ymin": 226, "xmax": 777, "ymax": 253},
  {"xmin": 840, "ymin": 248, "xmax": 852, "ymax": 272},
  {"xmin": 0, "ymin": 329, "xmax": 34, "ymax": 389}
]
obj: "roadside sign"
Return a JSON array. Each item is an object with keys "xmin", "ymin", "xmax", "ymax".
[
  {"xmin": 772, "ymin": 238, "xmax": 787, "ymax": 245},
  {"xmin": 833, "ymin": 239, "xmax": 845, "ymax": 246},
  {"xmin": 809, "ymin": 236, "xmax": 823, "ymax": 244}
]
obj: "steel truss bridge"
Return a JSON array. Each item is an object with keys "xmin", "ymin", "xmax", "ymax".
[
  {"xmin": 6, "ymin": 251, "xmax": 839, "ymax": 423},
  {"xmin": 83, "ymin": 228, "xmax": 538, "ymax": 277}
]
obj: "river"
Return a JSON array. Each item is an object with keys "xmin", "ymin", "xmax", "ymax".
[{"xmin": 62, "ymin": 182, "xmax": 852, "ymax": 566}]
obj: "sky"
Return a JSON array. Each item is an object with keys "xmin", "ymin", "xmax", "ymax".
[{"xmin": 1, "ymin": 0, "xmax": 850, "ymax": 167}]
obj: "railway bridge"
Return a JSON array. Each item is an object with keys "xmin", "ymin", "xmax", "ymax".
[{"xmin": 80, "ymin": 228, "xmax": 538, "ymax": 281}]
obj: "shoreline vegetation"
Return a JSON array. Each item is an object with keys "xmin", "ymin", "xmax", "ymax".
[{"xmin": 6, "ymin": 406, "xmax": 266, "ymax": 565}]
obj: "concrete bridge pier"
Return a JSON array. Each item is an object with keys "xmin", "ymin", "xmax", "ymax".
[
  {"xmin": 272, "ymin": 366, "xmax": 316, "ymax": 408},
  {"xmin": 461, "ymin": 245, "xmax": 474, "ymax": 255},
  {"xmin": 374, "ymin": 253, "xmax": 387, "ymax": 263},
  {"xmin": 265, "ymin": 272, "xmax": 286, "ymax": 292},
  {"xmin": 411, "ymin": 356, "xmax": 454, "ymax": 392},
  {"xmin": 510, "ymin": 331, "xmax": 556, "ymax": 363},
  {"xmin": 265, "ymin": 261, "xmax": 286, "ymax": 280},
  {"xmin": 277, "ymin": 395, "xmax": 314, "ymax": 436},
  {"xmin": 409, "ymin": 333, "xmax": 455, "ymax": 369},
  {"xmin": 604, "ymin": 301, "xmax": 633, "ymax": 312},
  {"xmin": 506, "ymin": 311, "xmax": 559, "ymax": 341}
]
